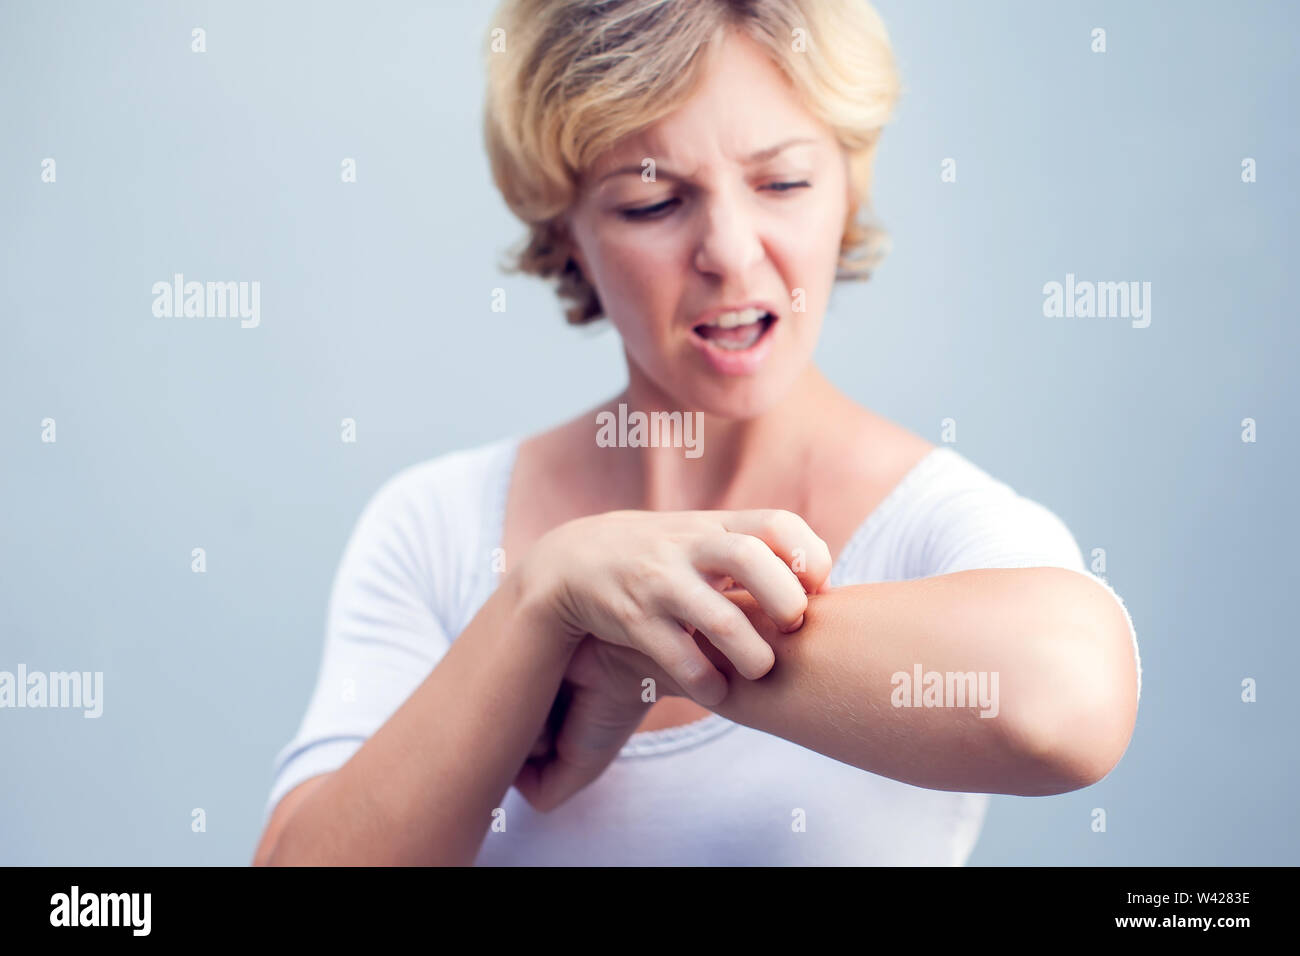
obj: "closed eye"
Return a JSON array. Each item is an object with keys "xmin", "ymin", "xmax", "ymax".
[
  {"xmin": 620, "ymin": 180, "xmax": 811, "ymax": 221},
  {"xmin": 621, "ymin": 198, "xmax": 680, "ymax": 221}
]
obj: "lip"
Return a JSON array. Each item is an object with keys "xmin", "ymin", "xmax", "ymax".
[{"xmin": 688, "ymin": 302, "xmax": 780, "ymax": 376}]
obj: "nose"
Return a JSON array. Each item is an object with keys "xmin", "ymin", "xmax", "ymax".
[{"xmin": 692, "ymin": 186, "xmax": 764, "ymax": 279}]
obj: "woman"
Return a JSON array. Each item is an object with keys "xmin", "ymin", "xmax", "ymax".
[{"xmin": 255, "ymin": 0, "xmax": 1141, "ymax": 866}]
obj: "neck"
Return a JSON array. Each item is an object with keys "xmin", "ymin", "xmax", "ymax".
[{"xmin": 603, "ymin": 361, "xmax": 847, "ymax": 512}]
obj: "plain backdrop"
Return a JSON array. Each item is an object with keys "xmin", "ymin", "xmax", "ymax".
[{"xmin": 1, "ymin": 0, "xmax": 1296, "ymax": 865}]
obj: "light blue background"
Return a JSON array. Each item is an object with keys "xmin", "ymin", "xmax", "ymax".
[{"xmin": 1, "ymin": 0, "xmax": 1295, "ymax": 865}]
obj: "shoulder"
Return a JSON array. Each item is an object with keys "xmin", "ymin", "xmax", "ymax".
[
  {"xmin": 334, "ymin": 436, "xmax": 519, "ymax": 612},
  {"xmin": 351, "ymin": 435, "xmax": 520, "ymax": 554},
  {"xmin": 891, "ymin": 447, "xmax": 1086, "ymax": 578},
  {"xmin": 366, "ymin": 435, "xmax": 518, "ymax": 515},
  {"xmin": 825, "ymin": 404, "xmax": 936, "ymax": 494},
  {"xmin": 816, "ymin": 409, "xmax": 935, "ymax": 505}
]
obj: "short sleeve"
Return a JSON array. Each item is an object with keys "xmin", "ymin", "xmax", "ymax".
[
  {"xmin": 914, "ymin": 466, "xmax": 1142, "ymax": 703},
  {"xmin": 921, "ymin": 482, "xmax": 1086, "ymax": 576},
  {"xmin": 262, "ymin": 465, "xmax": 457, "ymax": 823}
]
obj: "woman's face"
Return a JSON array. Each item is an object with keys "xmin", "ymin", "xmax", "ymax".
[{"xmin": 566, "ymin": 31, "xmax": 851, "ymax": 420}]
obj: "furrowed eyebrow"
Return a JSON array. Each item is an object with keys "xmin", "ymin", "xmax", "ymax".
[
  {"xmin": 593, "ymin": 137, "xmax": 818, "ymax": 185},
  {"xmin": 742, "ymin": 136, "xmax": 818, "ymax": 164}
]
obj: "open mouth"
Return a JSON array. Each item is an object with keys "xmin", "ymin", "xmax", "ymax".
[{"xmin": 692, "ymin": 308, "xmax": 777, "ymax": 351}]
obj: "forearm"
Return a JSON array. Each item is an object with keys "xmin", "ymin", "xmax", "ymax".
[
  {"xmin": 696, "ymin": 567, "xmax": 1138, "ymax": 796},
  {"xmin": 265, "ymin": 569, "xmax": 576, "ymax": 865}
]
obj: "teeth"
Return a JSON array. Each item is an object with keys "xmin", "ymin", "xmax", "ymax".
[{"xmin": 702, "ymin": 307, "xmax": 768, "ymax": 329}]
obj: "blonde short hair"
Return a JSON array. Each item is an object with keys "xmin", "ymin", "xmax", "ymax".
[{"xmin": 483, "ymin": 0, "xmax": 901, "ymax": 325}]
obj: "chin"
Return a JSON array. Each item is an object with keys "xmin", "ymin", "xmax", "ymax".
[{"xmin": 670, "ymin": 360, "xmax": 806, "ymax": 422}]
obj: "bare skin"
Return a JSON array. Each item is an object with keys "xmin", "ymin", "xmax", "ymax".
[
  {"xmin": 500, "ymin": 370, "xmax": 935, "ymax": 736},
  {"xmin": 253, "ymin": 29, "xmax": 1138, "ymax": 865}
]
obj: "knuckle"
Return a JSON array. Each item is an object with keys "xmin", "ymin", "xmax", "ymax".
[
  {"xmin": 695, "ymin": 604, "xmax": 736, "ymax": 638},
  {"xmin": 624, "ymin": 552, "xmax": 671, "ymax": 593},
  {"xmin": 769, "ymin": 508, "xmax": 804, "ymax": 538},
  {"xmin": 753, "ymin": 508, "xmax": 785, "ymax": 538},
  {"xmin": 613, "ymin": 592, "xmax": 652, "ymax": 635},
  {"xmin": 724, "ymin": 531, "xmax": 765, "ymax": 566},
  {"xmin": 676, "ymin": 658, "xmax": 715, "ymax": 695}
]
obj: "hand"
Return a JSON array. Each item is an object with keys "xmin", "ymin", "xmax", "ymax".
[
  {"xmin": 519, "ymin": 509, "xmax": 832, "ymax": 706},
  {"xmin": 514, "ymin": 636, "xmax": 684, "ymax": 812}
]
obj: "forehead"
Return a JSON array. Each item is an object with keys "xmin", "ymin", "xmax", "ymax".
[{"xmin": 588, "ymin": 31, "xmax": 828, "ymax": 178}]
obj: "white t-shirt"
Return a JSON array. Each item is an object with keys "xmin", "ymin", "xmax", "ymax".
[{"xmin": 264, "ymin": 435, "xmax": 1141, "ymax": 865}]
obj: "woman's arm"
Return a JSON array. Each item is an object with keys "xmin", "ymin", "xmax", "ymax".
[
  {"xmin": 695, "ymin": 567, "xmax": 1138, "ymax": 795},
  {"xmin": 255, "ymin": 569, "xmax": 580, "ymax": 866},
  {"xmin": 256, "ymin": 505, "xmax": 832, "ymax": 863},
  {"xmin": 519, "ymin": 566, "xmax": 1138, "ymax": 808}
]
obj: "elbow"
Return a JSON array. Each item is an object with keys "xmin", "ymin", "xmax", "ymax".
[
  {"xmin": 1008, "ymin": 698, "xmax": 1135, "ymax": 795},
  {"xmin": 1001, "ymin": 580, "xmax": 1140, "ymax": 794}
]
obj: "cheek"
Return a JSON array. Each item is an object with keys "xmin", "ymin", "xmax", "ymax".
[
  {"xmin": 804, "ymin": 190, "xmax": 849, "ymax": 278},
  {"xmin": 587, "ymin": 231, "xmax": 682, "ymax": 335},
  {"xmin": 771, "ymin": 221, "xmax": 841, "ymax": 324},
  {"xmin": 756, "ymin": 174, "xmax": 847, "ymax": 303}
]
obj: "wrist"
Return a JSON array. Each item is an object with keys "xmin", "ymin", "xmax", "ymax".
[{"xmin": 511, "ymin": 545, "xmax": 585, "ymax": 654}]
